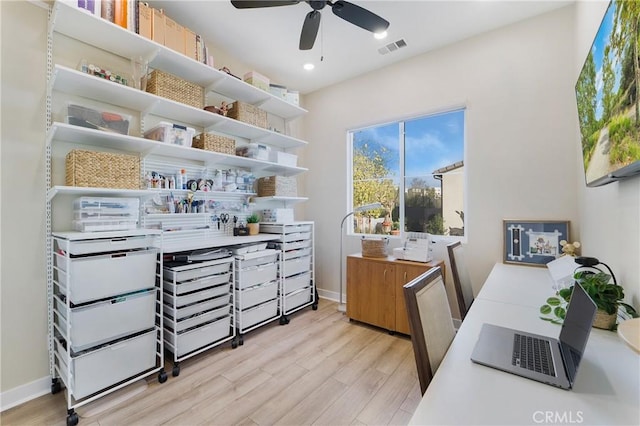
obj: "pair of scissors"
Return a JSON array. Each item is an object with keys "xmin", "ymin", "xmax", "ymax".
[{"xmin": 220, "ymin": 213, "xmax": 229, "ymax": 232}]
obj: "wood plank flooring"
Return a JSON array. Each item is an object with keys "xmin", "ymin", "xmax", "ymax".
[{"xmin": 1, "ymin": 299, "xmax": 421, "ymax": 425}]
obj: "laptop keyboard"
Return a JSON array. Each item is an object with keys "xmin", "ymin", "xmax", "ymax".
[{"xmin": 512, "ymin": 334, "xmax": 555, "ymax": 376}]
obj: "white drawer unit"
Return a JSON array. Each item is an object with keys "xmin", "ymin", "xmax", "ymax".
[
  {"xmin": 259, "ymin": 222, "xmax": 317, "ymax": 322},
  {"xmin": 50, "ymin": 230, "xmax": 165, "ymax": 417},
  {"xmin": 233, "ymin": 252, "xmax": 282, "ymax": 346},
  {"xmin": 162, "ymin": 256, "xmax": 235, "ymax": 376}
]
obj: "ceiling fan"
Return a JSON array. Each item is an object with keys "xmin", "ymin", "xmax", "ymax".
[{"xmin": 230, "ymin": 1, "xmax": 390, "ymax": 50}]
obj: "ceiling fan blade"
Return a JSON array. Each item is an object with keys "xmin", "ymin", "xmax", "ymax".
[
  {"xmin": 330, "ymin": 0, "xmax": 389, "ymax": 33},
  {"xmin": 231, "ymin": 1, "xmax": 300, "ymax": 9},
  {"xmin": 299, "ymin": 10, "xmax": 321, "ymax": 50}
]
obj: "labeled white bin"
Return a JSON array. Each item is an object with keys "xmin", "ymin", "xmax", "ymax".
[
  {"xmin": 164, "ymin": 315, "xmax": 231, "ymax": 357},
  {"xmin": 58, "ymin": 330, "xmax": 156, "ymax": 400},
  {"xmin": 235, "ymin": 280, "xmax": 278, "ymax": 310},
  {"xmin": 55, "ymin": 290, "xmax": 155, "ymax": 352},
  {"xmin": 236, "ymin": 299, "xmax": 279, "ymax": 330},
  {"xmin": 282, "ymin": 255, "xmax": 311, "ymax": 278},
  {"xmin": 55, "ymin": 250, "xmax": 157, "ymax": 304},
  {"xmin": 236, "ymin": 263, "xmax": 278, "ymax": 289},
  {"xmin": 283, "ymin": 272, "xmax": 311, "ymax": 295}
]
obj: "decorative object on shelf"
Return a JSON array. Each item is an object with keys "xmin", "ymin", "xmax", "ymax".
[
  {"xmin": 145, "ymin": 69, "xmax": 204, "ymax": 109},
  {"xmin": 204, "ymin": 101, "xmax": 229, "ymax": 116},
  {"xmin": 560, "ymin": 240, "xmax": 581, "ymax": 257},
  {"xmin": 192, "ymin": 132, "xmax": 236, "ymax": 155},
  {"xmin": 257, "ymin": 175, "xmax": 297, "ymax": 197},
  {"xmin": 219, "ymin": 66, "xmax": 241, "ymax": 80},
  {"xmin": 503, "ymin": 220, "xmax": 569, "ymax": 267},
  {"xmin": 338, "ymin": 202, "xmax": 383, "ymax": 312},
  {"xmin": 227, "ymin": 101, "xmax": 268, "ymax": 128},
  {"xmin": 539, "ymin": 256, "xmax": 638, "ymax": 330},
  {"xmin": 78, "ymin": 59, "xmax": 130, "ymax": 86},
  {"xmin": 361, "ymin": 236, "xmax": 389, "ymax": 258},
  {"xmin": 65, "ymin": 149, "xmax": 140, "ymax": 190},
  {"xmin": 246, "ymin": 213, "xmax": 260, "ymax": 235}
]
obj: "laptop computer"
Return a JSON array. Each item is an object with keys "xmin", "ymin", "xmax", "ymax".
[{"xmin": 471, "ymin": 282, "xmax": 597, "ymax": 389}]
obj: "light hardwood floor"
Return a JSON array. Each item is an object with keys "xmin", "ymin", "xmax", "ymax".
[{"xmin": 2, "ymin": 299, "xmax": 422, "ymax": 425}]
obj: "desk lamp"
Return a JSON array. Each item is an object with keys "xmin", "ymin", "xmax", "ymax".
[{"xmin": 338, "ymin": 202, "xmax": 383, "ymax": 312}]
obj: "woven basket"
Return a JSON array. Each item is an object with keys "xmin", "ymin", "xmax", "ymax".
[
  {"xmin": 361, "ymin": 238, "xmax": 388, "ymax": 258},
  {"xmin": 145, "ymin": 70, "xmax": 204, "ymax": 109},
  {"xmin": 192, "ymin": 133, "xmax": 235, "ymax": 155},
  {"xmin": 227, "ymin": 101, "xmax": 267, "ymax": 128},
  {"xmin": 65, "ymin": 149, "xmax": 140, "ymax": 190},
  {"xmin": 592, "ymin": 309, "xmax": 617, "ymax": 330},
  {"xmin": 257, "ymin": 176, "xmax": 297, "ymax": 197}
]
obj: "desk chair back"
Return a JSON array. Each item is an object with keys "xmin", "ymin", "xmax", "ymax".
[
  {"xmin": 403, "ymin": 267, "xmax": 456, "ymax": 395},
  {"xmin": 447, "ymin": 241, "xmax": 474, "ymax": 321}
]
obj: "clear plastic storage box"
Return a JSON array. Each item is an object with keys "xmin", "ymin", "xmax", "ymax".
[{"xmin": 143, "ymin": 121, "xmax": 195, "ymax": 147}]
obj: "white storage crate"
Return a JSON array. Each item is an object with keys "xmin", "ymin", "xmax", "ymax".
[
  {"xmin": 164, "ymin": 285, "xmax": 229, "ymax": 307},
  {"xmin": 235, "ymin": 299, "xmax": 278, "ymax": 330},
  {"xmin": 55, "ymin": 234, "xmax": 153, "ymax": 255},
  {"xmin": 283, "ymin": 255, "xmax": 311, "ymax": 278},
  {"xmin": 58, "ymin": 330, "xmax": 156, "ymax": 399},
  {"xmin": 164, "ymin": 315, "xmax": 231, "ymax": 357},
  {"xmin": 163, "ymin": 296, "xmax": 229, "ymax": 321},
  {"xmin": 235, "ymin": 280, "xmax": 278, "ymax": 310},
  {"xmin": 283, "ymin": 272, "xmax": 311, "ymax": 295},
  {"xmin": 55, "ymin": 290, "xmax": 155, "ymax": 352},
  {"xmin": 268, "ymin": 151, "xmax": 297, "ymax": 167},
  {"xmin": 163, "ymin": 260, "xmax": 231, "ymax": 282},
  {"xmin": 73, "ymin": 219, "xmax": 138, "ymax": 232},
  {"xmin": 162, "ymin": 272, "xmax": 230, "ymax": 295},
  {"xmin": 236, "ymin": 263, "xmax": 278, "ymax": 289},
  {"xmin": 284, "ymin": 287, "xmax": 313, "ymax": 311},
  {"xmin": 163, "ymin": 305, "xmax": 229, "ymax": 333},
  {"xmin": 234, "ymin": 250, "xmax": 278, "ymax": 268},
  {"xmin": 55, "ymin": 249, "xmax": 157, "ymax": 304},
  {"xmin": 143, "ymin": 121, "xmax": 195, "ymax": 147},
  {"xmin": 283, "ymin": 247, "xmax": 312, "ymax": 260}
]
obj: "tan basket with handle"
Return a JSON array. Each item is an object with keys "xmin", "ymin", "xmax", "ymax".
[
  {"xmin": 227, "ymin": 101, "xmax": 267, "ymax": 128},
  {"xmin": 192, "ymin": 133, "xmax": 236, "ymax": 155},
  {"xmin": 145, "ymin": 69, "xmax": 204, "ymax": 109},
  {"xmin": 65, "ymin": 149, "xmax": 140, "ymax": 190},
  {"xmin": 361, "ymin": 237, "xmax": 389, "ymax": 258},
  {"xmin": 592, "ymin": 309, "xmax": 617, "ymax": 330}
]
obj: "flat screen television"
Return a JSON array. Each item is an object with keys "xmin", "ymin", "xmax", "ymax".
[{"xmin": 575, "ymin": 0, "xmax": 640, "ymax": 187}]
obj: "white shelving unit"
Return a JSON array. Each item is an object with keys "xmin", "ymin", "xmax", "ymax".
[{"xmin": 45, "ymin": 3, "xmax": 311, "ymax": 424}]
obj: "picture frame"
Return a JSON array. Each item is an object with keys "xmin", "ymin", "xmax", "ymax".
[{"xmin": 503, "ymin": 220, "xmax": 570, "ymax": 267}]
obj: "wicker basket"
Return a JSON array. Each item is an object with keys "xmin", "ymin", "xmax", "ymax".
[
  {"xmin": 592, "ymin": 309, "xmax": 617, "ymax": 330},
  {"xmin": 361, "ymin": 237, "xmax": 389, "ymax": 258},
  {"xmin": 227, "ymin": 101, "xmax": 267, "ymax": 128},
  {"xmin": 145, "ymin": 70, "xmax": 204, "ymax": 109},
  {"xmin": 192, "ymin": 133, "xmax": 235, "ymax": 155},
  {"xmin": 65, "ymin": 149, "xmax": 140, "ymax": 190},
  {"xmin": 257, "ymin": 176, "xmax": 297, "ymax": 197}
]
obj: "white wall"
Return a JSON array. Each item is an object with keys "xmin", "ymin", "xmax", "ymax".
[
  {"xmin": 303, "ymin": 5, "xmax": 579, "ymax": 302},
  {"xmin": 574, "ymin": 1, "xmax": 640, "ymax": 308}
]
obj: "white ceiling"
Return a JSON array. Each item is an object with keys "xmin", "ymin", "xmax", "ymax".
[{"xmin": 151, "ymin": 1, "xmax": 572, "ymax": 94}]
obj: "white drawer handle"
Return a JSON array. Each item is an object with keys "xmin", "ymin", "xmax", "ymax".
[{"xmin": 110, "ymin": 343, "xmax": 127, "ymax": 351}]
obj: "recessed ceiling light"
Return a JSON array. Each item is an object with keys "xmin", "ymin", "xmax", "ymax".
[
  {"xmin": 303, "ymin": 63, "xmax": 315, "ymax": 71},
  {"xmin": 374, "ymin": 31, "xmax": 388, "ymax": 40}
]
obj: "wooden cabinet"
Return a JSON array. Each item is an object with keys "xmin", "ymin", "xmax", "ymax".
[{"xmin": 346, "ymin": 254, "xmax": 444, "ymax": 334}]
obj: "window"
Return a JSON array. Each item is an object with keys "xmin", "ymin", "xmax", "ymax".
[{"xmin": 349, "ymin": 108, "xmax": 465, "ymax": 236}]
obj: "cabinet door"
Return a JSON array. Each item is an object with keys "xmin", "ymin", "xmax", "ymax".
[
  {"xmin": 346, "ymin": 257, "xmax": 395, "ymax": 331},
  {"xmin": 395, "ymin": 263, "xmax": 430, "ymax": 335}
]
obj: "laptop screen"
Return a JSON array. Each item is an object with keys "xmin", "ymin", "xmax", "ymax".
[{"xmin": 558, "ymin": 283, "xmax": 597, "ymax": 383}]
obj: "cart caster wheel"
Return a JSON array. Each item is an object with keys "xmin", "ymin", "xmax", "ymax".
[
  {"xmin": 239, "ymin": 335, "xmax": 244, "ymax": 346},
  {"xmin": 158, "ymin": 371, "xmax": 168, "ymax": 383},
  {"xmin": 66, "ymin": 412, "xmax": 79, "ymax": 426},
  {"xmin": 172, "ymin": 365, "xmax": 180, "ymax": 377},
  {"xmin": 388, "ymin": 330, "xmax": 395, "ymax": 336},
  {"xmin": 279, "ymin": 316, "xmax": 290, "ymax": 325},
  {"xmin": 231, "ymin": 338, "xmax": 238, "ymax": 349},
  {"xmin": 312, "ymin": 303, "xmax": 318, "ymax": 310},
  {"xmin": 51, "ymin": 379, "xmax": 62, "ymax": 394}
]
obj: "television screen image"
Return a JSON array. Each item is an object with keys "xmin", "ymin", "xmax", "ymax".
[{"xmin": 575, "ymin": 0, "xmax": 640, "ymax": 187}]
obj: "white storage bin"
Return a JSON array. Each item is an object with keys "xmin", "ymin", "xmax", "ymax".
[
  {"xmin": 236, "ymin": 263, "xmax": 278, "ymax": 289},
  {"xmin": 164, "ymin": 315, "xmax": 231, "ymax": 357},
  {"xmin": 235, "ymin": 280, "xmax": 278, "ymax": 310},
  {"xmin": 235, "ymin": 250, "xmax": 279, "ymax": 268},
  {"xmin": 163, "ymin": 260, "xmax": 231, "ymax": 282},
  {"xmin": 272, "ymin": 239, "xmax": 312, "ymax": 252},
  {"xmin": 55, "ymin": 291, "xmax": 155, "ymax": 352},
  {"xmin": 283, "ymin": 255, "xmax": 311, "ymax": 278},
  {"xmin": 236, "ymin": 299, "xmax": 278, "ymax": 330},
  {"xmin": 164, "ymin": 284, "xmax": 229, "ymax": 307},
  {"xmin": 164, "ymin": 296, "xmax": 229, "ymax": 321},
  {"xmin": 163, "ymin": 305, "xmax": 229, "ymax": 333},
  {"xmin": 284, "ymin": 287, "xmax": 313, "ymax": 312},
  {"xmin": 55, "ymin": 249, "xmax": 156, "ymax": 304},
  {"xmin": 283, "ymin": 272, "xmax": 311, "ymax": 295},
  {"xmin": 268, "ymin": 151, "xmax": 297, "ymax": 167},
  {"xmin": 163, "ymin": 272, "xmax": 230, "ymax": 295},
  {"xmin": 283, "ymin": 247, "xmax": 312, "ymax": 260},
  {"xmin": 143, "ymin": 121, "xmax": 195, "ymax": 147},
  {"xmin": 73, "ymin": 219, "xmax": 138, "ymax": 232},
  {"xmin": 55, "ymin": 234, "xmax": 154, "ymax": 255},
  {"xmin": 260, "ymin": 223, "xmax": 312, "ymax": 234},
  {"xmin": 62, "ymin": 330, "xmax": 156, "ymax": 399}
]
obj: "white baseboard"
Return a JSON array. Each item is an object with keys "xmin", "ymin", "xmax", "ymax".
[
  {"xmin": 316, "ymin": 288, "xmax": 343, "ymax": 304},
  {"xmin": 1, "ymin": 375, "xmax": 51, "ymax": 412}
]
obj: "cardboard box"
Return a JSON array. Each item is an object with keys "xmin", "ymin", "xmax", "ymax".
[
  {"xmin": 138, "ymin": 2, "xmax": 152, "ymax": 40},
  {"xmin": 269, "ymin": 84, "xmax": 287, "ymax": 100},
  {"xmin": 164, "ymin": 15, "xmax": 185, "ymax": 55},
  {"xmin": 152, "ymin": 8, "xmax": 165, "ymax": 45},
  {"xmin": 184, "ymin": 28, "xmax": 197, "ymax": 61}
]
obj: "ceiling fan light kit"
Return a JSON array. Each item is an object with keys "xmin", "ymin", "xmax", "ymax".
[{"xmin": 231, "ymin": 0, "xmax": 390, "ymax": 50}]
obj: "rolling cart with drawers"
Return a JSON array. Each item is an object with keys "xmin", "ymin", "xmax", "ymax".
[
  {"xmin": 260, "ymin": 222, "xmax": 317, "ymax": 324},
  {"xmin": 50, "ymin": 230, "xmax": 165, "ymax": 426}
]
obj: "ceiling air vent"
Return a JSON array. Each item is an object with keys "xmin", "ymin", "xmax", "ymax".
[{"xmin": 378, "ymin": 39, "xmax": 407, "ymax": 55}]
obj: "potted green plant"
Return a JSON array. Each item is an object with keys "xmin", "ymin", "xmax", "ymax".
[
  {"xmin": 246, "ymin": 213, "xmax": 260, "ymax": 235},
  {"xmin": 390, "ymin": 221, "xmax": 400, "ymax": 236},
  {"xmin": 540, "ymin": 271, "xmax": 638, "ymax": 330}
]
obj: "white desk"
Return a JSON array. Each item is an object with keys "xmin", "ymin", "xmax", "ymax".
[{"xmin": 409, "ymin": 263, "xmax": 640, "ymax": 426}]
